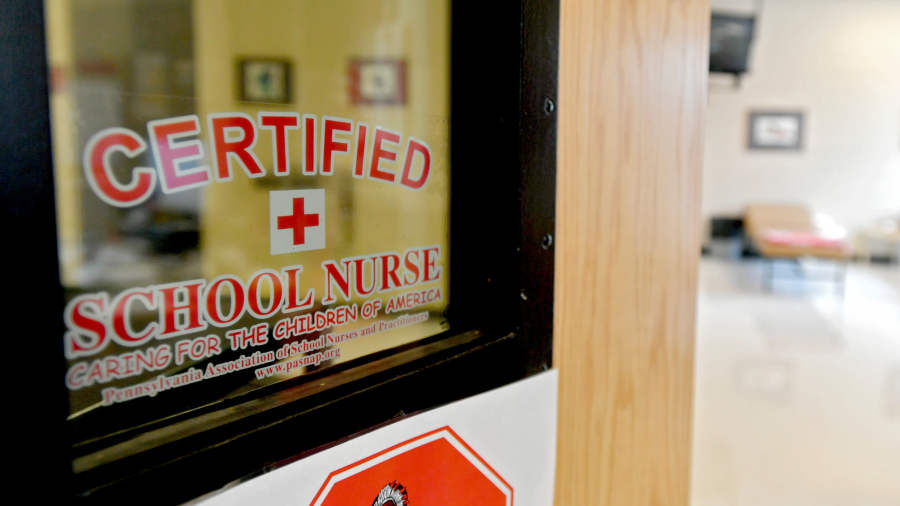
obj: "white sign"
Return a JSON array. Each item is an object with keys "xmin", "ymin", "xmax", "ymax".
[
  {"xmin": 360, "ymin": 63, "xmax": 399, "ymax": 102},
  {"xmin": 270, "ymin": 189, "xmax": 326, "ymax": 255},
  {"xmin": 196, "ymin": 370, "xmax": 558, "ymax": 506},
  {"xmin": 243, "ymin": 61, "xmax": 287, "ymax": 103},
  {"xmin": 753, "ymin": 116, "xmax": 799, "ymax": 146}
]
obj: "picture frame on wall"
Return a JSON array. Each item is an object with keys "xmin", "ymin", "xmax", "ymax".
[
  {"xmin": 748, "ymin": 111, "xmax": 804, "ymax": 150},
  {"xmin": 239, "ymin": 58, "xmax": 292, "ymax": 104},
  {"xmin": 348, "ymin": 58, "xmax": 407, "ymax": 105}
]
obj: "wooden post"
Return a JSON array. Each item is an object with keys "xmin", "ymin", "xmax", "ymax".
[{"xmin": 554, "ymin": 0, "xmax": 709, "ymax": 504}]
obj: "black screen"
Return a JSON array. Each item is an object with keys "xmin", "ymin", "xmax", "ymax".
[{"xmin": 710, "ymin": 14, "xmax": 755, "ymax": 75}]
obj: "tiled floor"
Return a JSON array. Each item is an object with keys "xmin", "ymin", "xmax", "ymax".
[{"xmin": 691, "ymin": 259, "xmax": 900, "ymax": 506}]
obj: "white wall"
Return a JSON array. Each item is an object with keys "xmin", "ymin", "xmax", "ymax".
[{"xmin": 704, "ymin": 0, "xmax": 900, "ymax": 238}]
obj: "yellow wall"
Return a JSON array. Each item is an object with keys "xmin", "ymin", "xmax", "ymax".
[
  {"xmin": 46, "ymin": 0, "xmax": 82, "ymax": 286},
  {"xmin": 194, "ymin": 0, "xmax": 450, "ymax": 308}
]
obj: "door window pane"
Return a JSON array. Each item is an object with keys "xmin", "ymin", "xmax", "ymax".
[{"xmin": 46, "ymin": 0, "xmax": 450, "ymax": 434}]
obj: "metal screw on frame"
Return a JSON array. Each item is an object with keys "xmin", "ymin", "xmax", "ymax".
[{"xmin": 541, "ymin": 234, "xmax": 553, "ymax": 250}]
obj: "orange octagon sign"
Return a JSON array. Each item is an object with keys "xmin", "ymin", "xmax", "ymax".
[{"xmin": 309, "ymin": 427, "xmax": 513, "ymax": 506}]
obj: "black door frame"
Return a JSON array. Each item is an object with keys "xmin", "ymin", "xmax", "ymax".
[{"xmin": 0, "ymin": 1, "xmax": 558, "ymax": 503}]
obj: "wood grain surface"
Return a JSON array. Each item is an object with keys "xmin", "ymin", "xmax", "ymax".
[{"xmin": 553, "ymin": 0, "xmax": 708, "ymax": 504}]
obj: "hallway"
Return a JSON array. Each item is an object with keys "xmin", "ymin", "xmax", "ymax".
[{"xmin": 692, "ymin": 259, "xmax": 900, "ymax": 506}]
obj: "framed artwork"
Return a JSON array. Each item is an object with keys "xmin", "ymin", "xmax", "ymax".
[
  {"xmin": 748, "ymin": 111, "xmax": 804, "ymax": 150},
  {"xmin": 348, "ymin": 58, "xmax": 407, "ymax": 105},
  {"xmin": 239, "ymin": 58, "xmax": 292, "ymax": 104}
]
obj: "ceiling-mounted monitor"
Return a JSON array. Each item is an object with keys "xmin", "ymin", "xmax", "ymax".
[{"xmin": 710, "ymin": 14, "xmax": 755, "ymax": 75}]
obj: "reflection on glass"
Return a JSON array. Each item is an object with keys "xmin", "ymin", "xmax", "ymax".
[{"xmin": 46, "ymin": 0, "xmax": 450, "ymax": 432}]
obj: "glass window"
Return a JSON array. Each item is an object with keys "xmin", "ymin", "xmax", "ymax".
[{"xmin": 46, "ymin": 0, "xmax": 450, "ymax": 436}]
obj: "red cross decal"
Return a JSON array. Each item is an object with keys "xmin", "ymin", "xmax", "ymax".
[{"xmin": 277, "ymin": 197, "xmax": 320, "ymax": 246}]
